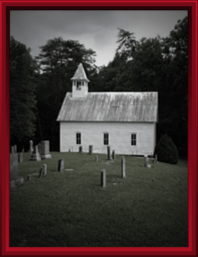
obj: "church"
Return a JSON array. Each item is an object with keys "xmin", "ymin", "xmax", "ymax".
[{"xmin": 57, "ymin": 63, "xmax": 158, "ymax": 156}]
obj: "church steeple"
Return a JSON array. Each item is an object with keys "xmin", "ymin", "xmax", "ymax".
[{"xmin": 71, "ymin": 63, "xmax": 90, "ymax": 98}]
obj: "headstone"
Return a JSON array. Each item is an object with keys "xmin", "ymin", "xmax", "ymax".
[
  {"xmin": 101, "ymin": 169, "xmax": 106, "ymax": 187},
  {"xmin": 18, "ymin": 152, "xmax": 23, "ymax": 163},
  {"xmin": 10, "ymin": 153, "xmax": 24, "ymax": 188},
  {"xmin": 30, "ymin": 145, "xmax": 41, "ymax": 161},
  {"xmin": 14, "ymin": 145, "xmax": 17, "ymax": 153},
  {"xmin": 58, "ymin": 159, "xmax": 64, "ymax": 172},
  {"xmin": 144, "ymin": 155, "xmax": 148, "ymax": 167},
  {"xmin": 29, "ymin": 140, "xmax": 34, "ymax": 153},
  {"xmin": 79, "ymin": 146, "xmax": 83, "ymax": 153},
  {"xmin": 107, "ymin": 146, "xmax": 111, "ymax": 160},
  {"xmin": 43, "ymin": 164, "xmax": 47, "ymax": 175},
  {"xmin": 39, "ymin": 167, "xmax": 44, "ymax": 178},
  {"xmin": 41, "ymin": 140, "xmax": 51, "ymax": 159},
  {"xmin": 89, "ymin": 145, "xmax": 93, "ymax": 155},
  {"xmin": 112, "ymin": 150, "xmax": 115, "ymax": 160},
  {"xmin": 121, "ymin": 156, "xmax": 126, "ymax": 178},
  {"xmin": 95, "ymin": 155, "xmax": 98, "ymax": 162}
]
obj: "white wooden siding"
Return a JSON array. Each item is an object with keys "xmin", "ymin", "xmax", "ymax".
[{"xmin": 60, "ymin": 122, "xmax": 156, "ymax": 156}]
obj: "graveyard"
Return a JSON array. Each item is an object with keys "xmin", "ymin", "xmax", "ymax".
[{"xmin": 10, "ymin": 148, "xmax": 188, "ymax": 247}]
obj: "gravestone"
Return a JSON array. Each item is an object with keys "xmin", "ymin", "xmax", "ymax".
[
  {"xmin": 29, "ymin": 140, "xmax": 34, "ymax": 153},
  {"xmin": 40, "ymin": 140, "xmax": 51, "ymax": 159},
  {"xmin": 11, "ymin": 146, "xmax": 14, "ymax": 153},
  {"xmin": 43, "ymin": 164, "xmax": 47, "ymax": 175},
  {"xmin": 10, "ymin": 153, "xmax": 24, "ymax": 188},
  {"xmin": 112, "ymin": 150, "xmax": 115, "ymax": 160},
  {"xmin": 95, "ymin": 155, "xmax": 98, "ymax": 162},
  {"xmin": 14, "ymin": 145, "xmax": 17, "ymax": 153},
  {"xmin": 30, "ymin": 145, "xmax": 41, "ymax": 161},
  {"xmin": 89, "ymin": 145, "xmax": 93, "ymax": 155},
  {"xmin": 154, "ymin": 154, "xmax": 158, "ymax": 164},
  {"xmin": 107, "ymin": 146, "xmax": 111, "ymax": 160},
  {"xmin": 18, "ymin": 152, "xmax": 23, "ymax": 163},
  {"xmin": 58, "ymin": 159, "xmax": 64, "ymax": 172},
  {"xmin": 101, "ymin": 169, "xmax": 106, "ymax": 187},
  {"xmin": 79, "ymin": 146, "xmax": 83, "ymax": 153},
  {"xmin": 144, "ymin": 155, "xmax": 148, "ymax": 167},
  {"xmin": 39, "ymin": 167, "xmax": 44, "ymax": 178},
  {"xmin": 121, "ymin": 156, "xmax": 126, "ymax": 178}
]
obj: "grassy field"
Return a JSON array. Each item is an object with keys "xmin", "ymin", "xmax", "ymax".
[{"xmin": 10, "ymin": 152, "xmax": 188, "ymax": 247}]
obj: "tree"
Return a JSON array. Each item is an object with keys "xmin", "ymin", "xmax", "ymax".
[
  {"xmin": 10, "ymin": 36, "xmax": 37, "ymax": 147},
  {"xmin": 35, "ymin": 37, "xmax": 97, "ymax": 150}
]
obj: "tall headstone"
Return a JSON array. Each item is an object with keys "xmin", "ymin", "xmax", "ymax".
[
  {"xmin": 101, "ymin": 169, "xmax": 106, "ymax": 187},
  {"xmin": 10, "ymin": 153, "xmax": 24, "ymax": 188},
  {"xmin": 89, "ymin": 145, "xmax": 93, "ymax": 155},
  {"xmin": 43, "ymin": 164, "xmax": 47, "ymax": 175},
  {"xmin": 112, "ymin": 150, "xmax": 115, "ymax": 160},
  {"xmin": 18, "ymin": 152, "xmax": 23, "ymax": 163},
  {"xmin": 14, "ymin": 145, "xmax": 17, "ymax": 153},
  {"xmin": 29, "ymin": 140, "xmax": 34, "ymax": 153},
  {"xmin": 107, "ymin": 146, "xmax": 111, "ymax": 160},
  {"xmin": 79, "ymin": 146, "xmax": 83, "ymax": 153},
  {"xmin": 58, "ymin": 159, "xmax": 64, "ymax": 172},
  {"xmin": 41, "ymin": 140, "xmax": 51, "ymax": 159},
  {"xmin": 144, "ymin": 155, "xmax": 148, "ymax": 167},
  {"xmin": 30, "ymin": 145, "xmax": 41, "ymax": 161},
  {"xmin": 121, "ymin": 156, "xmax": 126, "ymax": 178}
]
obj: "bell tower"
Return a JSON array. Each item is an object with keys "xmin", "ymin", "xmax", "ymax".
[{"xmin": 71, "ymin": 63, "xmax": 90, "ymax": 98}]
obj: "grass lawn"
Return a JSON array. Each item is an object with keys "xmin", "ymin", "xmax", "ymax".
[{"xmin": 10, "ymin": 152, "xmax": 188, "ymax": 247}]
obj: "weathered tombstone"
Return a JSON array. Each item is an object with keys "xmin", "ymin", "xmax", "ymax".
[
  {"xmin": 121, "ymin": 156, "xmax": 126, "ymax": 178},
  {"xmin": 107, "ymin": 146, "xmax": 111, "ymax": 160},
  {"xmin": 11, "ymin": 146, "xmax": 14, "ymax": 153},
  {"xmin": 14, "ymin": 145, "xmax": 17, "ymax": 153},
  {"xmin": 43, "ymin": 164, "xmax": 47, "ymax": 175},
  {"xmin": 29, "ymin": 140, "xmax": 34, "ymax": 153},
  {"xmin": 95, "ymin": 155, "xmax": 98, "ymax": 162},
  {"xmin": 101, "ymin": 169, "xmax": 106, "ymax": 187},
  {"xmin": 30, "ymin": 145, "xmax": 41, "ymax": 161},
  {"xmin": 58, "ymin": 159, "xmax": 64, "ymax": 172},
  {"xmin": 79, "ymin": 146, "xmax": 83, "ymax": 153},
  {"xmin": 112, "ymin": 150, "xmax": 115, "ymax": 160},
  {"xmin": 144, "ymin": 155, "xmax": 148, "ymax": 167},
  {"xmin": 41, "ymin": 140, "xmax": 51, "ymax": 159},
  {"xmin": 18, "ymin": 152, "xmax": 23, "ymax": 163},
  {"xmin": 10, "ymin": 153, "xmax": 24, "ymax": 188},
  {"xmin": 89, "ymin": 145, "xmax": 93, "ymax": 155},
  {"xmin": 39, "ymin": 167, "xmax": 44, "ymax": 178}
]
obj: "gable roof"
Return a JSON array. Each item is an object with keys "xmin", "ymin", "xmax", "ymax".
[
  {"xmin": 57, "ymin": 92, "xmax": 158, "ymax": 122},
  {"xmin": 70, "ymin": 63, "xmax": 90, "ymax": 82}
]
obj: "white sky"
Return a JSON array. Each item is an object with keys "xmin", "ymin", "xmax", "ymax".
[{"xmin": 10, "ymin": 10, "xmax": 188, "ymax": 67}]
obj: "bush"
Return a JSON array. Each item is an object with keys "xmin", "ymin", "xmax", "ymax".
[{"xmin": 155, "ymin": 134, "xmax": 179, "ymax": 164}]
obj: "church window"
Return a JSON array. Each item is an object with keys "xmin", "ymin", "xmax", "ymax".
[
  {"xmin": 104, "ymin": 133, "xmax": 109, "ymax": 145},
  {"xmin": 76, "ymin": 133, "xmax": 81, "ymax": 144},
  {"xmin": 131, "ymin": 133, "xmax": 137, "ymax": 146}
]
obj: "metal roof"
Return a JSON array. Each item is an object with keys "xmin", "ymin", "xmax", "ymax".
[
  {"xmin": 70, "ymin": 63, "xmax": 90, "ymax": 82},
  {"xmin": 57, "ymin": 92, "xmax": 158, "ymax": 122}
]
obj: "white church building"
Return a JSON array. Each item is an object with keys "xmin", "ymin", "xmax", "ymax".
[{"xmin": 57, "ymin": 63, "xmax": 158, "ymax": 156}]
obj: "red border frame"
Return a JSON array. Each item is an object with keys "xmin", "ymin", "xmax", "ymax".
[{"xmin": 0, "ymin": 1, "xmax": 197, "ymax": 256}]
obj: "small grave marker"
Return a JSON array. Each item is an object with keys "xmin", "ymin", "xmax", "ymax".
[
  {"xmin": 107, "ymin": 146, "xmax": 111, "ymax": 160},
  {"xmin": 58, "ymin": 159, "xmax": 64, "ymax": 172},
  {"xmin": 30, "ymin": 145, "xmax": 41, "ymax": 161},
  {"xmin": 89, "ymin": 145, "xmax": 93, "ymax": 155},
  {"xmin": 121, "ymin": 156, "xmax": 126, "ymax": 178},
  {"xmin": 101, "ymin": 169, "xmax": 106, "ymax": 187}
]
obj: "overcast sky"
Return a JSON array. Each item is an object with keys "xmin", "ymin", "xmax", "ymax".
[{"xmin": 10, "ymin": 10, "xmax": 188, "ymax": 67}]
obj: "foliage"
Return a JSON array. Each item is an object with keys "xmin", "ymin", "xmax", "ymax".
[
  {"xmin": 34, "ymin": 37, "xmax": 97, "ymax": 149},
  {"xmin": 10, "ymin": 152, "xmax": 187, "ymax": 247},
  {"xmin": 10, "ymin": 36, "xmax": 37, "ymax": 145},
  {"xmin": 155, "ymin": 134, "xmax": 179, "ymax": 164}
]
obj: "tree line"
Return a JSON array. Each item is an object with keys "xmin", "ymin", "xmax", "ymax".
[{"xmin": 10, "ymin": 16, "xmax": 188, "ymax": 156}]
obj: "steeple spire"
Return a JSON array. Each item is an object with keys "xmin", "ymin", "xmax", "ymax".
[{"xmin": 71, "ymin": 63, "xmax": 89, "ymax": 98}]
